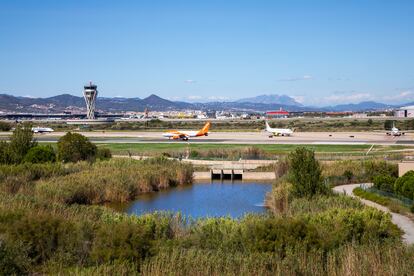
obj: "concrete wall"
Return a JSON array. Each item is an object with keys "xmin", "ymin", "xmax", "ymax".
[
  {"xmin": 182, "ymin": 159, "xmax": 277, "ymax": 170},
  {"xmin": 399, "ymin": 162, "xmax": 414, "ymax": 177},
  {"xmin": 193, "ymin": 171, "xmax": 275, "ymax": 180},
  {"xmin": 243, "ymin": 172, "xmax": 276, "ymax": 180},
  {"xmin": 193, "ymin": 171, "xmax": 211, "ymax": 180}
]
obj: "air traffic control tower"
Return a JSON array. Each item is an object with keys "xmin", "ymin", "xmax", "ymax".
[{"xmin": 83, "ymin": 82, "xmax": 98, "ymax": 119}]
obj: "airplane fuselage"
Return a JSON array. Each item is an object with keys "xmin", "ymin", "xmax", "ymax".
[
  {"xmin": 32, "ymin": 127, "xmax": 54, "ymax": 133},
  {"xmin": 162, "ymin": 122, "xmax": 211, "ymax": 140}
]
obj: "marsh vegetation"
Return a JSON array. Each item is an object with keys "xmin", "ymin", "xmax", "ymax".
[{"xmin": 0, "ymin": 141, "xmax": 413, "ymax": 274}]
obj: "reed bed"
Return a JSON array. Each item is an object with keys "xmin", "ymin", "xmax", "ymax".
[
  {"xmin": 140, "ymin": 244, "xmax": 414, "ymax": 276},
  {"xmin": 321, "ymin": 159, "xmax": 398, "ymax": 186},
  {"xmin": 35, "ymin": 158, "xmax": 194, "ymax": 204}
]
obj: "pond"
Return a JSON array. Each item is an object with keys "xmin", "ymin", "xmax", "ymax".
[{"xmin": 116, "ymin": 181, "xmax": 272, "ymax": 218}]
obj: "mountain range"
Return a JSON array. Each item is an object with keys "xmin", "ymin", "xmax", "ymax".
[{"xmin": 0, "ymin": 93, "xmax": 402, "ymax": 113}]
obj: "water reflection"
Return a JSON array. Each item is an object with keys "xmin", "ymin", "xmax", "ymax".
[{"xmin": 115, "ymin": 180, "xmax": 272, "ymax": 218}]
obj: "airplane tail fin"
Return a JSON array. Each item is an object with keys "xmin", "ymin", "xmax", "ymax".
[
  {"xmin": 198, "ymin": 122, "xmax": 211, "ymax": 135},
  {"xmin": 265, "ymin": 121, "xmax": 271, "ymax": 131}
]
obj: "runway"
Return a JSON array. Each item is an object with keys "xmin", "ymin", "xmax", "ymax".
[{"xmin": 1, "ymin": 131, "xmax": 413, "ymax": 145}]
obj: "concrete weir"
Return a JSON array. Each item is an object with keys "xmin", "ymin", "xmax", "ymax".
[{"xmin": 193, "ymin": 170, "xmax": 275, "ymax": 181}]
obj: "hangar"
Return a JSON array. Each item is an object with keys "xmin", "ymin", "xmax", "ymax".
[{"xmin": 395, "ymin": 106, "xmax": 414, "ymax": 118}]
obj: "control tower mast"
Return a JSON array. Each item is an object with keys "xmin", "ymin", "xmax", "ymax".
[{"xmin": 83, "ymin": 82, "xmax": 98, "ymax": 119}]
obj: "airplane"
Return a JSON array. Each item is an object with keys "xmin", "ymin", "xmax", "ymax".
[
  {"xmin": 162, "ymin": 122, "xmax": 211, "ymax": 140},
  {"xmin": 32, "ymin": 127, "xmax": 54, "ymax": 133},
  {"xmin": 386, "ymin": 122, "xmax": 406, "ymax": 137},
  {"xmin": 265, "ymin": 121, "xmax": 293, "ymax": 137}
]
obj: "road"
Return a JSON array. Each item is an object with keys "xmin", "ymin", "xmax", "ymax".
[
  {"xmin": 1, "ymin": 131, "xmax": 413, "ymax": 145},
  {"xmin": 333, "ymin": 184, "xmax": 414, "ymax": 245}
]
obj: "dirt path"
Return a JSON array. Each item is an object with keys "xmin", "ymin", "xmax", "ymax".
[{"xmin": 333, "ymin": 184, "xmax": 414, "ymax": 244}]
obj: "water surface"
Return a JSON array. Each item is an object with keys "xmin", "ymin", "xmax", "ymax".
[{"xmin": 119, "ymin": 181, "xmax": 272, "ymax": 218}]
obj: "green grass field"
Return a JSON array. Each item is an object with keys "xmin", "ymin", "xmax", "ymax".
[{"xmin": 98, "ymin": 143, "xmax": 412, "ymax": 156}]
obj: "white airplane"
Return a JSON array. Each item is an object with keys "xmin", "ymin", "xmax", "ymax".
[
  {"xmin": 32, "ymin": 127, "xmax": 54, "ymax": 133},
  {"xmin": 386, "ymin": 123, "xmax": 405, "ymax": 137},
  {"xmin": 265, "ymin": 121, "xmax": 293, "ymax": 137},
  {"xmin": 162, "ymin": 122, "xmax": 211, "ymax": 141}
]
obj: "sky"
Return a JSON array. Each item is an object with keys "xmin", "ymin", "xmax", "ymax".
[{"xmin": 0, "ymin": 0, "xmax": 413, "ymax": 106}]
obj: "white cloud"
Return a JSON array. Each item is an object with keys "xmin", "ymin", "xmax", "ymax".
[
  {"xmin": 382, "ymin": 90, "xmax": 414, "ymax": 102},
  {"xmin": 292, "ymin": 95, "xmax": 305, "ymax": 104},
  {"xmin": 279, "ymin": 75, "xmax": 313, "ymax": 82},
  {"xmin": 187, "ymin": 95, "xmax": 203, "ymax": 100},
  {"xmin": 323, "ymin": 93, "xmax": 372, "ymax": 104},
  {"xmin": 207, "ymin": 96, "xmax": 231, "ymax": 101},
  {"xmin": 184, "ymin": 80, "xmax": 196, "ymax": 84}
]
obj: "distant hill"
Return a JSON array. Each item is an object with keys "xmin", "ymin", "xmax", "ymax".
[
  {"xmin": 0, "ymin": 93, "xmax": 194, "ymax": 113},
  {"xmin": 236, "ymin": 94, "xmax": 302, "ymax": 106},
  {"xmin": 327, "ymin": 101, "xmax": 396, "ymax": 112},
  {"xmin": 0, "ymin": 93, "xmax": 402, "ymax": 113}
]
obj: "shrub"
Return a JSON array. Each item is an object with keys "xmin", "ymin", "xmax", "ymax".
[
  {"xmin": 96, "ymin": 148, "xmax": 112, "ymax": 160},
  {"xmin": 5, "ymin": 213, "xmax": 82, "ymax": 265},
  {"xmin": 8, "ymin": 124, "xmax": 37, "ymax": 164},
  {"xmin": 373, "ymin": 174, "xmax": 396, "ymax": 193},
  {"xmin": 343, "ymin": 170, "xmax": 354, "ymax": 182},
  {"xmin": 364, "ymin": 160, "xmax": 398, "ymax": 181},
  {"xmin": 266, "ymin": 181, "xmax": 292, "ymax": 215},
  {"xmin": 394, "ymin": 171, "xmax": 414, "ymax": 200},
  {"xmin": 23, "ymin": 145, "xmax": 56, "ymax": 164},
  {"xmin": 288, "ymin": 147, "xmax": 328, "ymax": 197},
  {"xmin": 0, "ymin": 239, "xmax": 28, "ymax": 275},
  {"xmin": 353, "ymin": 187, "xmax": 390, "ymax": 206},
  {"xmin": 275, "ymin": 158, "xmax": 289, "ymax": 178},
  {"xmin": 90, "ymin": 222, "xmax": 151, "ymax": 264},
  {"xmin": 0, "ymin": 121, "xmax": 12, "ymax": 131},
  {"xmin": 0, "ymin": 141, "xmax": 12, "ymax": 164},
  {"xmin": 57, "ymin": 132, "xmax": 97, "ymax": 163}
]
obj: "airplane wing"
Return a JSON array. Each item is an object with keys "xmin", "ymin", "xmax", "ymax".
[{"xmin": 171, "ymin": 132, "xmax": 189, "ymax": 140}]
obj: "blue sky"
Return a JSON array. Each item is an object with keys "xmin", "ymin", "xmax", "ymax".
[{"xmin": 0, "ymin": 0, "xmax": 413, "ymax": 106}]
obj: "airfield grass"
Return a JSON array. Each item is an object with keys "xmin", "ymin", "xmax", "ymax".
[{"xmin": 98, "ymin": 143, "xmax": 411, "ymax": 156}]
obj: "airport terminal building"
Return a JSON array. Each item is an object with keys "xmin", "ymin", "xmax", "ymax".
[{"xmin": 395, "ymin": 105, "xmax": 414, "ymax": 118}]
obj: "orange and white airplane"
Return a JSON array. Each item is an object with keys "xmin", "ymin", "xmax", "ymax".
[{"xmin": 162, "ymin": 122, "xmax": 211, "ymax": 140}]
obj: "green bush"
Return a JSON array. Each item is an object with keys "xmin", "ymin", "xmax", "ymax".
[
  {"xmin": 23, "ymin": 145, "xmax": 56, "ymax": 164},
  {"xmin": 364, "ymin": 160, "xmax": 398, "ymax": 181},
  {"xmin": 373, "ymin": 174, "xmax": 396, "ymax": 193},
  {"xmin": 57, "ymin": 132, "xmax": 97, "ymax": 163},
  {"xmin": 0, "ymin": 141, "xmax": 12, "ymax": 164},
  {"xmin": 394, "ymin": 171, "xmax": 414, "ymax": 200},
  {"xmin": 90, "ymin": 221, "xmax": 151, "ymax": 264},
  {"xmin": 0, "ymin": 239, "xmax": 29, "ymax": 275},
  {"xmin": 288, "ymin": 147, "xmax": 328, "ymax": 197},
  {"xmin": 353, "ymin": 187, "xmax": 391, "ymax": 206},
  {"xmin": 96, "ymin": 147, "xmax": 112, "ymax": 160},
  {"xmin": 0, "ymin": 121, "xmax": 12, "ymax": 131},
  {"xmin": 343, "ymin": 170, "xmax": 354, "ymax": 182},
  {"xmin": 7, "ymin": 124, "xmax": 37, "ymax": 164}
]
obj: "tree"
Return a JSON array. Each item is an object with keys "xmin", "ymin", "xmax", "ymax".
[
  {"xmin": 384, "ymin": 120, "xmax": 394, "ymax": 130},
  {"xmin": 57, "ymin": 132, "xmax": 97, "ymax": 163},
  {"xmin": 394, "ymin": 171, "xmax": 414, "ymax": 200},
  {"xmin": 8, "ymin": 123, "xmax": 37, "ymax": 163},
  {"xmin": 373, "ymin": 174, "xmax": 396, "ymax": 193},
  {"xmin": 23, "ymin": 145, "xmax": 56, "ymax": 163},
  {"xmin": 288, "ymin": 147, "xmax": 328, "ymax": 197}
]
